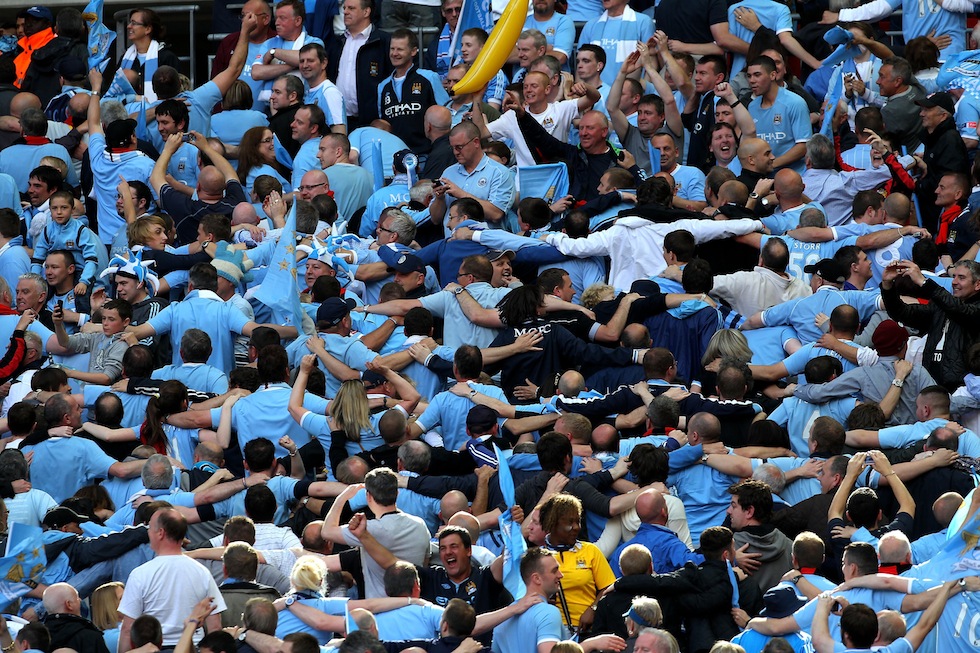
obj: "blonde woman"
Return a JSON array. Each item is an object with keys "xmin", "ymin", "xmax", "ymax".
[
  {"xmin": 289, "ymin": 354, "xmax": 420, "ymax": 472},
  {"xmin": 91, "ymin": 581, "xmax": 125, "ymax": 653}
]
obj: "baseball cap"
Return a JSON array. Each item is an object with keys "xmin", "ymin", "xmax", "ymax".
[
  {"xmin": 42, "ymin": 506, "xmax": 89, "ymax": 529},
  {"xmin": 316, "ymin": 297, "xmax": 356, "ymax": 327},
  {"xmin": 22, "ymin": 6, "xmax": 53, "ymax": 21},
  {"xmin": 389, "ymin": 253, "xmax": 425, "ymax": 275},
  {"xmin": 486, "ymin": 249, "xmax": 515, "ymax": 262},
  {"xmin": 915, "ymin": 91, "xmax": 955, "ymax": 115},
  {"xmin": 466, "ymin": 404, "xmax": 499, "ymax": 433},
  {"xmin": 803, "ymin": 258, "xmax": 846, "ymax": 284},
  {"xmin": 105, "ymin": 118, "xmax": 138, "ymax": 148},
  {"xmin": 760, "ymin": 584, "xmax": 807, "ymax": 618},
  {"xmin": 55, "ymin": 57, "xmax": 87, "ymax": 82}
]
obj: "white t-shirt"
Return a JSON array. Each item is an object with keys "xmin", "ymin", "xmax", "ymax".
[
  {"xmin": 119, "ymin": 554, "xmax": 227, "ymax": 645},
  {"xmin": 488, "ymin": 99, "xmax": 581, "ymax": 167},
  {"xmin": 6, "ymin": 488, "xmax": 57, "ymax": 529}
]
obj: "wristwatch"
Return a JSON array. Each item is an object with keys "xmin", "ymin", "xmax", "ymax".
[
  {"xmin": 453, "ymin": 286, "xmax": 465, "ymax": 295},
  {"xmin": 700, "ymin": 453, "xmax": 710, "ymax": 464},
  {"xmin": 285, "ymin": 595, "xmax": 297, "ymax": 606},
  {"xmin": 269, "ymin": 48, "xmax": 277, "ymax": 60},
  {"xmin": 790, "ymin": 574, "xmax": 803, "ymax": 584},
  {"xmin": 469, "ymin": 389, "xmax": 477, "ymax": 397},
  {"xmin": 891, "ymin": 378, "xmax": 904, "ymax": 388},
  {"xmin": 237, "ymin": 630, "xmax": 248, "ymax": 642},
  {"xmin": 749, "ymin": 192, "xmax": 759, "ymax": 200}
]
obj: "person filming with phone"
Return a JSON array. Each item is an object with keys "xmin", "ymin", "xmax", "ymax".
[{"xmin": 880, "ymin": 258, "xmax": 980, "ymax": 392}]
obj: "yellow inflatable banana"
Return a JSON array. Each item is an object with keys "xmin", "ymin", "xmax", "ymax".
[{"xmin": 451, "ymin": 0, "xmax": 529, "ymax": 96}]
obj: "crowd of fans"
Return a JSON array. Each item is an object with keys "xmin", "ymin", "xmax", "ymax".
[{"xmin": 0, "ymin": 0, "xmax": 979, "ymax": 653}]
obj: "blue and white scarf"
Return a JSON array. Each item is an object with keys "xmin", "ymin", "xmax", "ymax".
[{"xmin": 121, "ymin": 39, "xmax": 160, "ymax": 103}]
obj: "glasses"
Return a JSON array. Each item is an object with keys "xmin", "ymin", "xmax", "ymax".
[
  {"xmin": 377, "ymin": 225, "xmax": 396, "ymax": 234},
  {"xmin": 297, "ymin": 182, "xmax": 327, "ymax": 192},
  {"xmin": 457, "ymin": 272, "xmax": 474, "ymax": 280},
  {"xmin": 127, "ymin": 20, "xmax": 147, "ymax": 26},
  {"xmin": 260, "ymin": 137, "xmax": 274, "ymax": 144},
  {"xmin": 451, "ymin": 137, "xmax": 478, "ymax": 153}
]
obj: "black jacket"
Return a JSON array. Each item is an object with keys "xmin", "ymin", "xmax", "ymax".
[
  {"xmin": 379, "ymin": 66, "xmax": 440, "ymax": 154},
  {"xmin": 43, "ymin": 613, "xmax": 111, "ymax": 653},
  {"xmin": 916, "ymin": 116, "xmax": 970, "ymax": 231},
  {"xmin": 327, "ymin": 27, "xmax": 392, "ymax": 123},
  {"xmin": 515, "ymin": 110, "xmax": 641, "ymax": 202},
  {"xmin": 486, "ymin": 320, "xmax": 636, "ymax": 401},
  {"xmin": 616, "ymin": 559, "xmax": 762, "ymax": 653},
  {"xmin": 882, "ymin": 278, "xmax": 980, "ymax": 391},
  {"xmin": 22, "ymin": 36, "xmax": 88, "ymax": 107}
]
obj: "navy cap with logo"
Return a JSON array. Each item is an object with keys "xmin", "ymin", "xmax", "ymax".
[
  {"xmin": 55, "ymin": 57, "xmax": 87, "ymax": 81},
  {"xmin": 22, "ymin": 6, "xmax": 54, "ymax": 21},
  {"xmin": 803, "ymin": 258, "xmax": 846, "ymax": 284},
  {"xmin": 466, "ymin": 404, "xmax": 499, "ymax": 432},
  {"xmin": 760, "ymin": 584, "xmax": 807, "ymax": 618},
  {"xmin": 316, "ymin": 297, "xmax": 356, "ymax": 327}
]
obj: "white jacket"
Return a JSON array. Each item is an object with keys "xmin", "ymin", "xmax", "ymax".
[
  {"xmin": 711, "ymin": 266, "xmax": 811, "ymax": 317},
  {"xmin": 544, "ymin": 216, "xmax": 763, "ymax": 291}
]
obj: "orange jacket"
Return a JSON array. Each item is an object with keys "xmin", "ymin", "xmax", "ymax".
[{"xmin": 14, "ymin": 28, "xmax": 56, "ymax": 87}]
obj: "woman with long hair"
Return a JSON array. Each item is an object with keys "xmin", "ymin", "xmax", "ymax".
[
  {"xmin": 91, "ymin": 581, "xmax": 125, "ymax": 653},
  {"xmin": 237, "ymin": 126, "xmax": 291, "ymax": 196},
  {"xmin": 80, "ymin": 381, "xmax": 234, "ymax": 467},
  {"xmin": 289, "ymin": 354, "xmax": 420, "ymax": 473}
]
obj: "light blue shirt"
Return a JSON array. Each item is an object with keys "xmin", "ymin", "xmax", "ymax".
[
  {"xmin": 761, "ymin": 285, "xmax": 881, "ymax": 344},
  {"xmin": 667, "ymin": 453, "xmax": 742, "ymax": 545},
  {"xmin": 415, "ymin": 381, "xmax": 509, "ymax": 451},
  {"xmin": 769, "ymin": 396, "xmax": 856, "ymax": 457},
  {"xmin": 0, "ymin": 236, "xmax": 31, "ymax": 294},
  {"xmin": 375, "ymin": 603, "xmax": 444, "ymax": 641},
  {"xmin": 759, "ymin": 234, "xmax": 859, "ymax": 283},
  {"xmin": 88, "ymin": 133, "xmax": 157, "ymax": 243},
  {"xmin": 349, "ymin": 127, "xmax": 409, "ymax": 179},
  {"xmin": 878, "ymin": 418, "xmax": 980, "ymax": 457},
  {"xmin": 291, "ymin": 138, "xmax": 323, "ymax": 190},
  {"xmin": 23, "ymin": 436, "xmax": 116, "ymax": 503},
  {"xmin": 325, "ymin": 163, "xmax": 374, "ymax": 222},
  {"xmin": 275, "ymin": 596, "xmax": 347, "ymax": 643},
  {"xmin": 491, "ymin": 601, "xmax": 563, "ymax": 653},
  {"xmin": 208, "ymin": 383, "xmax": 329, "ymax": 457},
  {"xmin": 524, "ymin": 13, "xmax": 575, "ymax": 62},
  {"xmin": 749, "ymin": 87, "xmax": 812, "ymax": 174},
  {"xmin": 666, "ymin": 164, "xmax": 706, "ymax": 201},
  {"xmin": 419, "ymin": 283, "xmax": 510, "ymax": 348},
  {"xmin": 210, "ymin": 109, "xmax": 268, "ymax": 146},
  {"xmin": 441, "ymin": 155, "xmax": 516, "ymax": 221},
  {"xmin": 578, "ymin": 8, "xmax": 655, "ymax": 87},
  {"xmin": 148, "ymin": 290, "xmax": 252, "ymax": 373},
  {"xmin": 729, "ymin": 0, "xmax": 794, "ymax": 76},
  {"xmin": 152, "ymin": 362, "xmax": 229, "ymax": 394},
  {"xmin": 362, "ymin": 181, "xmax": 410, "ymax": 238}
]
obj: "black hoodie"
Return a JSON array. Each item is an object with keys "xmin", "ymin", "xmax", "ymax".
[{"xmin": 43, "ymin": 612, "xmax": 111, "ymax": 653}]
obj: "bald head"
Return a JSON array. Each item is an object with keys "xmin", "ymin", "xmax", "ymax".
[
  {"xmin": 876, "ymin": 610, "xmax": 906, "ymax": 646},
  {"xmin": 635, "ymin": 488, "xmax": 668, "ymax": 525},
  {"xmin": 349, "ymin": 608, "xmax": 378, "ymax": 636},
  {"xmin": 198, "ymin": 166, "xmax": 227, "ymax": 196},
  {"xmin": 621, "ymin": 323, "xmax": 651, "ymax": 348},
  {"xmin": 933, "ymin": 492, "xmax": 963, "ymax": 528},
  {"xmin": 425, "ymin": 105, "xmax": 452, "ymax": 136},
  {"xmin": 738, "ymin": 138, "xmax": 770, "ymax": 170},
  {"xmin": 441, "ymin": 491, "xmax": 470, "ymax": 522},
  {"xmin": 883, "ymin": 193, "xmax": 911, "ymax": 225},
  {"xmin": 688, "ymin": 412, "xmax": 721, "ymax": 444},
  {"xmin": 68, "ymin": 93, "xmax": 90, "ymax": 117},
  {"xmin": 557, "ymin": 370, "xmax": 585, "ymax": 398},
  {"xmin": 10, "ymin": 92, "xmax": 41, "ymax": 117},
  {"xmin": 718, "ymin": 179, "xmax": 749, "ymax": 206},
  {"xmin": 447, "ymin": 511, "xmax": 481, "ymax": 543},
  {"xmin": 42, "ymin": 583, "xmax": 80, "ymax": 616},
  {"xmin": 774, "ymin": 169, "xmax": 804, "ymax": 202},
  {"xmin": 232, "ymin": 202, "xmax": 260, "ymax": 226}
]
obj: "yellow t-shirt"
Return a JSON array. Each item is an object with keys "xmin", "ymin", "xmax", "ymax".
[{"xmin": 552, "ymin": 541, "xmax": 616, "ymax": 627}]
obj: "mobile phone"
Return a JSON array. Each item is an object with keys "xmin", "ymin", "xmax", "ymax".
[
  {"xmin": 56, "ymin": 300, "xmax": 63, "ymax": 311},
  {"xmin": 433, "ymin": 180, "xmax": 444, "ymax": 188},
  {"xmin": 181, "ymin": 134, "xmax": 194, "ymax": 143},
  {"xmin": 865, "ymin": 454, "xmax": 873, "ymax": 465}
]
